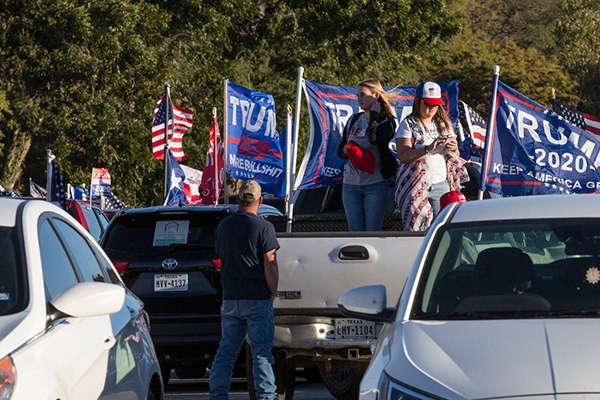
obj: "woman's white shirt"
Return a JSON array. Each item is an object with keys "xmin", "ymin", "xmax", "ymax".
[{"xmin": 396, "ymin": 119, "xmax": 447, "ymax": 184}]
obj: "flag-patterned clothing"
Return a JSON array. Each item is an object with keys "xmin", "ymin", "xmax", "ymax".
[
  {"xmin": 553, "ymin": 99, "xmax": 600, "ymax": 137},
  {"xmin": 152, "ymin": 96, "xmax": 194, "ymax": 161},
  {"xmin": 394, "ymin": 116, "xmax": 469, "ymax": 231}
]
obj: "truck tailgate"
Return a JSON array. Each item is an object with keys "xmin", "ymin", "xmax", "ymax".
[{"xmin": 274, "ymin": 232, "xmax": 424, "ymax": 313}]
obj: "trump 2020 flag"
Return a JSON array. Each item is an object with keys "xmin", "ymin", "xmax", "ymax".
[
  {"xmin": 482, "ymin": 81, "xmax": 600, "ymax": 195},
  {"xmin": 296, "ymin": 80, "xmax": 460, "ymax": 190},
  {"xmin": 226, "ymin": 81, "xmax": 286, "ymax": 198},
  {"xmin": 201, "ymin": 113, "xmax": 225, "ymax": 205},
  {"xmin": 164, "ymin": 149, "xmax": 187, "ymax": 206},
  {"xmin": 91, "ymin": 168, "xmax": 111, "ymax": 197}
]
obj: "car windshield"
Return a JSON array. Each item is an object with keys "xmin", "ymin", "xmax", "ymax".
[
  {"xmin": 412, "ymin": 219, "xmax": 600, "ymax": 320},
  {"xmin": 102, "ymin": 212, "xmax": 229, "ymax": 262},
  {"xmin": 0, "ymin": 226, "xmax": 27, "ymax": 316}
]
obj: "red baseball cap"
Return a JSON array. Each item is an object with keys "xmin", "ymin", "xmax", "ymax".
[
  {"xmin": 440, "ymin": 190, "xmax": 466, "ymax": 211},
  {"xmin": 416, "ymin": 81, "xmax": 445, "ymax": 106}
]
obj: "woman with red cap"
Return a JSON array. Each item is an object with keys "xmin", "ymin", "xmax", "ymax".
[
  {"xmin": 337, "ymin": 79, "xmax": 398, "ymax": 231},
  {"xmin": 394, "ymin": 81, "xmax": 468, "ymax": 231}
]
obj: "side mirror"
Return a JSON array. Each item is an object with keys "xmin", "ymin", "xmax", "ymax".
[
  {"xmin": 50, "ymin": 282, "xmax": 125, "ymax": 321},
  {"xmin": 338, "ymin": 285, "xmax": 395, "ymax": 323}
]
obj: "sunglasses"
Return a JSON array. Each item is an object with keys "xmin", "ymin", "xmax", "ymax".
[{"xmin": 420, "ymin": 100, "xmax": 439, "ymax": 109}]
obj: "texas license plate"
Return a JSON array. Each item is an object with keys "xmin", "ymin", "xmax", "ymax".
[
  {"xmin": 154, "ymin": 274, "xmax": 188, "ymax": 292},
  {"xmin": 334, "ymin": 319, "xmax": 376, "ymax": 339}
]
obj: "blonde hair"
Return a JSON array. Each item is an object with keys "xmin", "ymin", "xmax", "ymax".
[
  {"xmin": 358, "ymin": 79, "xmax": 397, "ymax": 120},
  {"xmin": 410, "ymin": 95, "xmax": 453, "ymax": 134}
]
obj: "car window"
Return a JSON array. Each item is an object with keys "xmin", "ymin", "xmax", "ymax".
[
  {"xmin": 0, "ymin": 226, "xmax": 27, "ymax": 316},
  {"xmin": 39, "ymin": 219, "xmax": 80, "ymax": 301},
  {"xmin": 102, "ymin": 212, "xmax": 228, "ymax": 262},
  {"xmin": 52, "ymin": 219, "xmax": 107, "ymax": 283},
  {"xmin": 94, "ymin": 208, "xmax": 110, "ymax": 231},
  {"xmin": 412, "ymin": 219, "xmax": 600, "ymax": 320},
  {"xmin": 92, "ymin": 246, "xmax": 122, "ymax": 285},
  {"xmin": 83, "ymin": 207, "xmax": 102, "ymax": 241}
]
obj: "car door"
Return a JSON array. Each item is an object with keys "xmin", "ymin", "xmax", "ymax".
[
  {"xmin": 50, "ymin": 218, "xmax": 146, "ymax": 400},
  {"xmin": 19, "ymin": 216, "xmax": 115, "ymax": 399}
]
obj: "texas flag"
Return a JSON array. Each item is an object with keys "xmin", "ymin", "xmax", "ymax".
[{"xmin": 180, "ymin": 165, "xmax": 203, "ymax": 205}]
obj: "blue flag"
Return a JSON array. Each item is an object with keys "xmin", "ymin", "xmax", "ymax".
[
  {"xmin": 482, "ymin": 81, "xmax": 600, "ymax": 195},
  {"xmin": 226, "ymin": 81, "xmax": 286, "ymax": 198},
  {"xmin": 296, "ymin": 80, "xmax": 460, "ymax": 190},
  {"xmin": 164, "ymin": 149, "xmax": 187, "ymax": 206}
]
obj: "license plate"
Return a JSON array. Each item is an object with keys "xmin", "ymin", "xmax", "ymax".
[
  {"xmin": 154, "ymin": 274, "xmax": 188, "ymax": 292},
  {"xmin": 334, "ymin": 319, "xmax": 376, "ymax": 339}
]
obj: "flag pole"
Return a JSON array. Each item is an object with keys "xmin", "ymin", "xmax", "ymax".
[
  {"xmin": 212, "ymin": 107, "xmax": 219, "ymax": 206},
  {"xmin": 90, "ymin": 168, "xmax": 93, "ymax": 207},
  {"xmin": 46, "ymin": 149, "xmax": 52, "ymax": 202},
  {"xmin": 551, "ymin": 88, "xmax": 556, "ymax": 100},
  {"xmin": 478, "ymin": 66, "xmax": 500, "ymax": 201},
  {"xmin": 285, "ymin": 105, "xmax": 294, "ymax": 233},
  {"xmin": 223, "ymin": 79, "xmax": 229, "ymax": 205},
  {"xmin": 163, "ymin": 82, "xmax": 171, "ymax": 200},
  {"xmin": 292, "ymin": 67, "xmax": 304, "ymax": 178}
]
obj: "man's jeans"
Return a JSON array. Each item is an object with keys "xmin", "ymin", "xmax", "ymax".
[
  {"xmin": 342, "ymin": 181, "xmax": 389, "ymax": 231},
  {"xmin": 209, "ymin": 299, "xmax": 276, "ymax": 400}
]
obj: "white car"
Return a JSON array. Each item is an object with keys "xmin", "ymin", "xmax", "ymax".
[
  {"xmin": 339, "ymin": 195, "xmax": 600, "ymax": 400},
  {"xmin": 0, "ymin": 198, "xmax": 163, "ymax": 399}
]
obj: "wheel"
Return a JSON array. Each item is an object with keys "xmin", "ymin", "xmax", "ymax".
[
  {"xmin": 246, "ymin": 345, "xmax": 296, "ymax": 399},
  {"xmin": 175, "ymin": 367, "xmax": 207, "ymax": 379},
  {"xmin": 160, "ymin": 363, "xmax": 171, "ymax": 386},
  {"xmin": 303, "ymin": 366, "xmax": 323, "ymax": 383},
  {"xmin": 319, "ymin": 364, "xmax": 364, "ymax": 400}
]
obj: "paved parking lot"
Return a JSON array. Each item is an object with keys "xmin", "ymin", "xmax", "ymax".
[{"xmin": 164, "ymin": 370, "xmax": 335, "ymax": 400}]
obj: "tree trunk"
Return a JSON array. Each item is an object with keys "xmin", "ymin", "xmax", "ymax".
[{"xmin": 0, "ymin": 128, "xmax": 32, "ymax": 189}]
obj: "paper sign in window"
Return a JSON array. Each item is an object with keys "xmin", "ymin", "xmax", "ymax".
[{"xmin": 153, "ymin": 220, "xmax": 190, "ymax": 246}]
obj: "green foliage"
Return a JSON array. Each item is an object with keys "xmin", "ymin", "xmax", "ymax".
[{"xmin": 0, "ymin": 0, "xmax": 595, "ymax": 204}]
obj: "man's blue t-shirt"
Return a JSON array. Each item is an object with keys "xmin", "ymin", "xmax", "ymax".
[{"xmin": 215, "ymin": 211, "xmax": 280, "ymax": 300}]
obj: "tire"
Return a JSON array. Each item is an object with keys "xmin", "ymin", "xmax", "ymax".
[
  {"xmin": 303, "ymin": 366, "xmax": 323, "ymax": 383},
  {"xmin": 246, "ymin": 345, "xmax": 296, "ymax": 399},
  {"xmin": 319, "ymin": 364, "xmax": 364, "ymax": 400},
  {"xmin": 175, "ymin": 367, "xmax": 207, "ymax": 379},
  {"xmin": 160, "ymin": 364, "xmax": 171, "ymax": 386},
  {"xmin": 147, "ymin": 389, "xmax": 156, "ymax": 400}
]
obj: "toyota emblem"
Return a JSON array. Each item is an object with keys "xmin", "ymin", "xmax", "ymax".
[{"xmin": 162, "ymin": 259, "xmax": 178, "ymax": 270}]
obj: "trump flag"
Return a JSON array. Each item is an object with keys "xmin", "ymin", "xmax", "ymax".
[
  {"xmin": 295, "ymin": 80, "xmax": 460, "ymax": 190},
  {"xmin": 482, "ymin": 81, "xmax": 600, "ymax": 195}
]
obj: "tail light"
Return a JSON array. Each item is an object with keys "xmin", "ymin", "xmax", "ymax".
[
  {"xmin": 112, "ymin": 261, "xmax": 130, "ymax": 272},
  {"xmin": 0, "ymin": 355, "xmax": 16, "ymax": 399},
  {"xmin": 211, "ymin": 259, "xmax": 221, "ymax": 271}
]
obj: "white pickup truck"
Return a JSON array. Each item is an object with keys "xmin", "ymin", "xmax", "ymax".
[{"xmin": 246, "ymin": 231, "xmax": 425, "ymax": 399}]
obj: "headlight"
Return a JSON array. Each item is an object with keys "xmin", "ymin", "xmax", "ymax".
[
  {"xmin": 0, "ymin": 355, "xmax": 15, "ymax": 400},
  {"xmin": 364, "ymin": 371, "xmax": 437, "ymax": 400}
]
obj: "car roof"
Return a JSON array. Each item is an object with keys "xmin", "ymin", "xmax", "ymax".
[
  {"xmin": 451, "ymin": 194, "xmax": 600, "ymax": 224},
  {"xmin": 115, "ymin": 204, "xmax": 282, "ymax": 217},
  {"xmin": 0, "ymin": 198, "xmax": 23, "ymax": 227}
]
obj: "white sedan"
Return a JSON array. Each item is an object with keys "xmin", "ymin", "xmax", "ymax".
[
  {"xmin": 0, "ymin": 198, "xmax": 163, "ymax": 399},
  {"xmin": 339, "ymin": 195, "xmax": 600, "ymax": 400}
]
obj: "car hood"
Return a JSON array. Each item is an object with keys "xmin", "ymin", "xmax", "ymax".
[{"xmin": 386, "ymin": 319, "xmax": 600, "ymax": 400}]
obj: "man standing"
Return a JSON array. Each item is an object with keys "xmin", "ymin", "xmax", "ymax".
[{"xmin": 209, "ymin": 180, "xmax": 279, "ymax": 400}]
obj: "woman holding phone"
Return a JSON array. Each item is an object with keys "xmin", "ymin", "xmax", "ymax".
[
  {"xmin": 394, "ymin": 81, "xmax": 468, "ymax": 231},
  {"xmin": 336, "ymin": 79, "xmax": 398, "ymax": 231}
]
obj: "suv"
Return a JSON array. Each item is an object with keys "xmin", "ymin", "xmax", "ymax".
[
  {"xmin": 66, "ymin": 200, "xmax": 111, "ymax": 241},
  {"xmin": 99, "ymin": 204, "xmax": 282, "ymax": 383}
]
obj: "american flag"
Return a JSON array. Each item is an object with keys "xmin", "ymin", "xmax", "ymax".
[
  {"xmin": 459, "ymin": 101, "xmax": 487, "ymax": 149},
  {"xmin": 152, "ymin": 96, "xmax": 194, "ymax": 161},
  {"xmin": 104, "ymin": 192, "xmax": 127, "ymax": 209},
  {"xmin": 552, "ymin": 99, "xmax": 600, "ymax": 137},
  {"xmin": 48, "ymin": 154, "xmax": 68, "ymax": 211}
]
